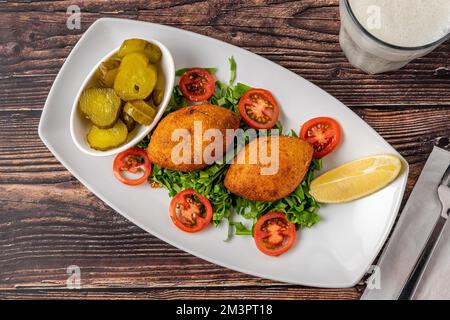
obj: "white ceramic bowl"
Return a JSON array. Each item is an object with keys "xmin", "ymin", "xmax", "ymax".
[{"xmin": 69, "ymin": 39, "xmax": 175, "ymax": 157}]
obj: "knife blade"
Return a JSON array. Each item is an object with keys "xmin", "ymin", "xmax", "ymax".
[{"xmin": 399, "ymin": 164, "xmax": 450, "ymax": 299}]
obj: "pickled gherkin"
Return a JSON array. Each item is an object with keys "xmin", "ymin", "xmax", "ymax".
[
  {"xmin": 96, "ymin": 59, "xmax": 120, "ymax": 88},
  {"xmin": 151, "ymin": 88, "xmax": 164, "ymax": 105},
  {"xmin": 114, "ymin": 53, "xmax": 157, "ymax": 101},
  {"xmin": 103, "ymin": 68, "xmax": 119, "ymax": 88},
  {"xmin": 79, "ymin": 38, "xmax": 166, "ymax": 152},
  {"xmin": 118, "ymin": 39, "xmax": 147, "ymax": 57},
  {"xmin": 79, "ymin": 88, "xmax": 121, "ymax": 128},
  {"xmin": 117, "ymin": 39, "xmax": 162, "ymax": 64},
  {"xmin": 87, "ymin": 120, "xmax": 128, "ymax": 150},
  {"xmin": 151, "ymin": 71, "xmax": 165, "ymax": 105},
  {"xmin": 123, "ymin": 100, "xmax": 156, "ymax": 125},
  {"xmin": 105, "ymin": 53, "xmax": 121, "ymax": 64},
  {"xmin": 121, "ymin": 111, "xmax": 136, "ymax": 132}
]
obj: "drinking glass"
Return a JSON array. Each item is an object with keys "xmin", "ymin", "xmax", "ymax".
[{"xmin": 339, "ymin": 0, "xmax": 450, "ymax": 74}]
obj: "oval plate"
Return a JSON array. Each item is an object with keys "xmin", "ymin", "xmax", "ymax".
[{"xmin": 38, "ymin": 18, "xmax": 408, "ymax": 288}]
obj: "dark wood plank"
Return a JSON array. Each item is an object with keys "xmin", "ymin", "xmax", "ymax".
[
  {"xmin": 1, "ymin": 0, "xmax": 450, "ymax": 111},
  {"xmin": 1, "ymin": 0, "xmax": 450, "ymax": 300},
  {"xmin": 0, "ymin": 287, "xmax": 362, "ymax": 300}
]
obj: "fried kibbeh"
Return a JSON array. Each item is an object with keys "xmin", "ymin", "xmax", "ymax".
[
  {"xmin": 147, "ymin": 104, "xmax": 240, "ymax": 172},
  {"xmin": 224, "ymin": 136, "xmax": 313, "ymax": 202}
]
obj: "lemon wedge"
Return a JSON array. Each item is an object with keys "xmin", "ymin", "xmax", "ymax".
[{"xmin": 310, "ymin": 155, "xmax": 402, "ymax": 203}]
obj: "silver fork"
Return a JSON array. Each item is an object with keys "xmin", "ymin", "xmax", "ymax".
[{"xmin": 399, "ymin": 164, "xmax": 450, "ymax": 299}]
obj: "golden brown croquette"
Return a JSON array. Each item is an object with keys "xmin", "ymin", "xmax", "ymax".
[
  {"xmin": 224, "ymin": 136, "xmax": 313, "ymax": 202},
  {"xmin": 147, "ymin": 104, "xmax": 240, "ymax": 172}
]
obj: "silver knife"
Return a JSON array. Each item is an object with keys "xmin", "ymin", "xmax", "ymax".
[{"xmin": 399, "ymin": 164, "xmax": 450, "ymax": 299}]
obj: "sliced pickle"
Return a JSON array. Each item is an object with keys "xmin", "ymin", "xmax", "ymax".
[
  {"xmin": 96, "ymin": 59, "xmax": 120, "ymax": 88},
  {"xmin": 79, "ymin": 88, "xmax": 121, "ymax": 128},
  {"xmin": 151, "ymin": 64, "xmax": 166, "ymax": 106},
  {"xmin": 106, "ymin": 68, "xmax": 119, "ymax": 88},
  {"xmin": 151, "ymin": 71, "xmax": 165, "ymax": 105},
  {"xmin": 151, "ymin": 88, "xmax": 164, "ymax": 105},
  {"xmin": 131, "ymin": 100, "xmax": 157, "ymax": 117},
  {"xmin": 121, "ymin": 111, "xmax": 136, "ymax": 132},
  {"xmin": 105, "ymin": 53, "xmax": 121, "ymax": 64},
  {"xmin": 117, "ymin": 39, "xmax": 146, "ymax": 57},
  {"xmin": 143, "ymin": 43, "xmax": 162, "ymax": 64},
  {"xmin": 117, "ymin": 39, "xmax": 162, "ymax": 63},
  {"xmin": 100, "ymin": 68, "xmax": 119, "ymax": 88},
  {"xmin": 113, "ymin": 52, "xmax": 157, "ymax": 101},
  {"xmin": 123, "ymin": 100, "xmax": 156, "ymax": 125},
  {"xmin": 98, "ymin": 58, "xmax": 120, "ymax": 73},
  {"xmin": 87, "ymin": 120, "xmax": 128, "ymax": 151}
]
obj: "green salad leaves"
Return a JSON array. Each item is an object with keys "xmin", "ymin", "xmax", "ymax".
[{"xmin": 137, "ymin": 57, "xmax": 322, "ymax": 236}]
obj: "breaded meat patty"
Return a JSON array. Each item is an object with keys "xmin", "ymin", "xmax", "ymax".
[
  {"xmin": 147, "ymin": 104, "xmax": 240, "ymax": 172},
  {"xmin": 224, "ymin": 136, "xmax": 313, "ymax": 201}
]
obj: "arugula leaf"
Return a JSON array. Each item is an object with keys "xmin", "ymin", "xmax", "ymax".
[
  {"xmin": 233, "ymin": 82, "xmax": 250, "ymax": 97},
  {"xmin": 225, "ymin": 221, "xmax": 253, "ymax": 241},
  {"xmin": 209, "ymin": 81, "xmax": 250, "ymax": 115},
  {"xmin": 166, "ymin": 86, "xmax": 187, "ymax": 114},
  {"xmin": 289, "ymin": 129, "xmax": 299, "ymax": 138},
  {"xmin": 233, "ymin": 222, "xmax": 252, "ymax": 235},
  {"xmin": 229, "ymin": 56, "xmax": 236, "ymax": 85},
  {"xmin": 175, "ymin": 67, "xmax": 218, "ymax": 76},
  {"xmin": 136, "ymin": 134, "xmax": 150, "ymax": 149}
]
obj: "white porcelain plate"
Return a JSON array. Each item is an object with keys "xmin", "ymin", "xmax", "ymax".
[{"xmin": 39, "ymin": 18, "xmax": 408, "ymax": 288}]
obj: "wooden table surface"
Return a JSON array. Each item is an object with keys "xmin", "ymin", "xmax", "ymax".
[{"xmin": 1, "ymin": 0, "xmax": 450, "ymax": 300}]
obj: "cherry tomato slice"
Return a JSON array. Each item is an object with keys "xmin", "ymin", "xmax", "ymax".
[
  {"xmin": 179, "ymin": 68, "xmax": 215, "ymax": 102},
  {"xmin": 299, "ymin": 117, "xmax": 342, "ymax": 158},
  {"xmin": 238, "ymin": 88, "xmax": 280, "ymax": 129},
  {"xmin": 254, "ymin": 212, "xmax": 296, "ymax": 256},
  {"xmin": 169, "ymin": 189, "xmax": 213, "ymax": 233},
  {"xmin": 113, "ymin": 148, "xmax": 152, "ymax": 186}
]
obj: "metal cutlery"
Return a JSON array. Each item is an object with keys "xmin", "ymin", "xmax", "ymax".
[{"xmin": 399, "ymin": 164, "xmax": 450, "ymax": 299}]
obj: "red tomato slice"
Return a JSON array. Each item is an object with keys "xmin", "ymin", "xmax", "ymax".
[
  {"xmin": 170, "ymin": 189, "xmax": 213, "ymax": 233},
  {"xmin": 238, "ymin": 88, "xmax": 280, "ymax": 129},
  {"xmin": 254, "ymin": 212, "xmax": 296, "ymax": 256},
  {"xmin": 179, "ymin": 68, "xmax": 215, "ymax": 102},
  {"xmin": 299, "ymin": 117, "xmax": 342, "ymax": 158},
  {"xmin": 113, "ymin": 148, "xmax": 152, "ymax": 186}
]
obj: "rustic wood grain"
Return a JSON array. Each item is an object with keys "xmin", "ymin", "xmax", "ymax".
[{"xmin": 1, "ymin": 0, "xmax": 450, "ymax": 300}]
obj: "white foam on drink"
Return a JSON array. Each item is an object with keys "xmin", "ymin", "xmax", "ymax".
[{"xmin": 349, "ymin": 0, "xmax": 450, "ymax": 47}]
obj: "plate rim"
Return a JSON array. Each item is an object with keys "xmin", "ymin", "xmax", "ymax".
[{"xmin": 38, "ymin": 17, "xmax": 410, "ymax": 288}]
